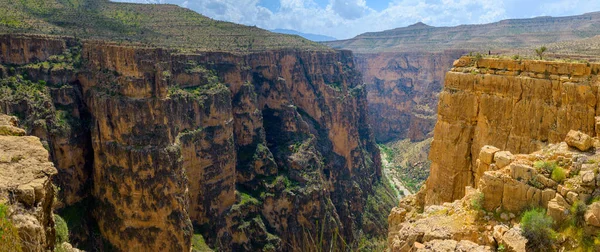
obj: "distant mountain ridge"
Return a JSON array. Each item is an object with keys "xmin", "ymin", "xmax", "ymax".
[
  {"xmin": 324, "ymin": 11, "xmax": 600, "ymax": 53},
  {"xmin": 271, "ymin": 29, "xmax": 337, "ymax": 42},
  {"xmin": 0, "ymin": 0, "xmax": 328, "ymax": 53}
]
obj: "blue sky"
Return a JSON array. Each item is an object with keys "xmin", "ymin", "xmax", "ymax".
[{"xmin": 114, "ymin": 0, "xmax": 600, "ymax": 39}]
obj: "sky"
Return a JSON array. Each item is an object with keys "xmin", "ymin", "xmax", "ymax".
[{"xmin": 113, "ymin": 0, "xmax": 600, "ymax": 39}]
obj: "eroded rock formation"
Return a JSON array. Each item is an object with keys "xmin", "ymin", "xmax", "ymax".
[
  {"xmin": 424, "ymin": 56, "xmax": 600, "ymax": 205},
  {"xmin": 0, "ymin": 114, "xmax": 57, "ymax": 252},
  {"xmin": 0, "ymin": 34, "xmax": 390, "ymax": 251},
  {"xmin": 354, "ymin": 51, "xmax": 467, "ymax": 142}
]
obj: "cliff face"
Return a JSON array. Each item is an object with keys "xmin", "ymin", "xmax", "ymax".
[
  {"xmin": 0, "ymin": 34, "xmax": 389, "ymax": 251},
  {"xmin": 354, "ymin": 51, "xmax": 466, "ymax": 142},
  {"xmin": 0, "ymin": 114, "xmax": 58, "ymax": 252},
  {"xmin": 424, "ymin": 56, "xmax": 600, "ymax": 205}
]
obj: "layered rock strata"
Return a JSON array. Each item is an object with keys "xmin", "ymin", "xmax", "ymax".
[
  {"xmin": 424, "ymin": 56, "xmax": 600, "ymax": 205},
  {"xmin": 0, "ymin": 34, "xmax": 388, "ymax": 251}
]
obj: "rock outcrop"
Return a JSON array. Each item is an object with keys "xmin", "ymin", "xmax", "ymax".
[
  {"xmin": 0, "ymin": 114, "xmax": 58, "ymax": 251},
  {"xmin": 0, "ymin": 34, "xmax": 389, "ymax": 251},
  {"xmin": 424, "ymin": 56, "xmax": 600, "ymax": 205},
  {"xmin": 389, "ymin": 134, "xmax": 600, "ymax": 251}
]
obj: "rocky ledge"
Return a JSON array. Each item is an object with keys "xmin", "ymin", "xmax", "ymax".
[
  {"xmin": 389, "ymin": 130, "xmax": 600, "ymax": 251},
  {"xmin": 0, "ymin": 114, "xmax": 57, "ymax": 251}
]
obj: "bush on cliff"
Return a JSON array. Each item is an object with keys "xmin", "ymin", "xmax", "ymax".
[
  {"xmin": 521, "ymin": 208, "xmax": 556, "ymax": 251},
  {"xmin": 551, "ymin": 167, "xmax": 566, "ymax": 183},
  {"xmin": 533, "ymin": 160, "xmax": 557, "ymax": 174},
  {"xmin": 0, "ymin": 203, "xmax": 22, "ymax": 252}
]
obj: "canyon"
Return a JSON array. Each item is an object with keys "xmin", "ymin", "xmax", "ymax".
[
  {"xmin": 324, "ymin": 12, "xmax": 600, "ymax": 195},
  {"xmin": 0, "ymin": 0, "xmax": 395, "ymax": 251}
]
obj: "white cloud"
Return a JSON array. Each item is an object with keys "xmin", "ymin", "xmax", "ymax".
[
  {"xmin": 110, "ymin": 0, "xmax": 599, "ymax": 39},
  {"xmin": 329, "ymin": 0, "xmax": 372, "ymax": 20}
]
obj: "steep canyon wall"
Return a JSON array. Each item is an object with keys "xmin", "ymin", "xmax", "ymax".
[
  {"xmin": 0, "ymin": 34, "xmax": 390, "ymax": 251},
  {"xmin": 424, "ymin": 56, "xmax": 600, "ymax": 205},
  {"xmin": 354, "ymin": 51, "xmax": 467, "ymax": 142}
]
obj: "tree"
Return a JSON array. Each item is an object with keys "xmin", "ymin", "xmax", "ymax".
[{"xmin": 535, "ymin": 46, "xmax": 548, "ymax": 60}]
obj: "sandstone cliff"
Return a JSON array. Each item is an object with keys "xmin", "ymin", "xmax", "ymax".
[
  {"xmin": 0, "ymin": 114, "xmax": 57, "ymax": 252},
  {"xmin": 421, "ymin": 56, "xmax": 600, "ymax": 205},
  {"xmin": 0, "ymin": 34, "xmax": 392, "ymax": 251}
]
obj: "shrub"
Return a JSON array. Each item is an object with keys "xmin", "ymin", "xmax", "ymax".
[
  {"xmin": 551, "ymin": 167, "xmax": 566, "ymax": 183},
  {"xmin": 0, "ymin": 203, "xmax": 22, "ymax": 252},
  {"xmin": 521, "ymin": 208, "xmax": 556, "ymax": 251},
  {"xmin": 470, "ymin": 192, "xmax": 484, "ymax": 211},
  {"xmin": 568, "ymin": 201, "xmax": 587, "ymax": 227},
  {"xmin": 533, "ymin": 160, "xmax": 557, "ymax": 174},
  {"xmin": 54, "ymin": 214, "xmax": 69, "ymax": 244}
]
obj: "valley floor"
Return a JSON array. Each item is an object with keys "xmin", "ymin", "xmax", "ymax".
[{"xmin": 379, "ymin": 138, "xmax": 432, "ymax": 199}]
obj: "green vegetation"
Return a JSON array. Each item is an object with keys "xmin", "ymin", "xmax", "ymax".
[
  {"xmin": 54, "ymin": 214, "xmax": 72, "ymax": 251},
  {"xmin": 0, "ymin": 203, "xmax": 21, "ymax": 252},
  {"xmin": 361, "ymin": 179, "xmax": 397, "ymax": 241},
  {"xmin": 551, "ymin": 167, "xmax": 567, "ymax": 183},
  {"xmin": 192, "ymin": 233, "xmax": 213, "ymax": 252},
  {"xmin": 520, "ymin": 208, "xmax": 556, "ymax": 251},
  {"xmin": 470, "ymin": 192, "xmax": 484, "ymax": 211},
  {"xmin": 568, "ymin": 201, "xmax": 587, "ymax": 227},
  {"xmin": 238, "ymin": 191, "xmax": 260, "ymax": 206},
  {"xmin": 534, "ymin": 160, "xmax": 558, "ymax": 174},
  {"xmin": 0, "ymin": 0, "xmax": 328, "ymax": 52},
  {"xmin": 377, "ymin": 144, "xmax": 394, "ymax": 164},
  {"xmin": 535, "ymin": 46, "xmax": 548, "ymax": 60}
]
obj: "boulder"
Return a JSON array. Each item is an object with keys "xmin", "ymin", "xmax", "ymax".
[
  {"xmin": 536, "ymin": 174, "xmax": 557, "ymax": 188},
  {"xmin": 547, "ymin": 194, "xmax": 570, "ymax": 223},
  {"xmin": 585, "ymin": 202, "xmax": 600, "ymax": 227},
  {"xmin": 541, "ymin": 189, "xmax": 556, "ymax": 207},
  {"xmin": 493, "ymin": 225, "xmax": 509, "ymax": 241},
  {"xmin": 509, "ymin": 163, "xmax": 536, "ymax": 182},
  {"xmin": 565, "ymin": 130, "xmax": 593, "ymax": 151},
  {"xmin": 455, "ymin": 240, "xmax": 493, "ymax": 252},
  {"xmin": 480, "ymin": 146, "xmax": 500, "ymax": 164},
  {"xmin": 582, "ymin": 170, "xmax": 596, "ymax": 187},
  {"xmin": 499, "ymin": 227, "xmax": 527, "ymax": 252},
  {"xmin": 494, "ymin": 151, "xmax": 514, "ymax": 169},
  {"xmin": 418, "ymin": 239, "xmax": 457, "ymax": 252},
  {"xmin": 566, "ymin": 191, "xmax": 579, "ymax": 204}
]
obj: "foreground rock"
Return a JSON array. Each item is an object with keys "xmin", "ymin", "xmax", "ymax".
[
  {"xmin": 565, "ymin": 130, "xmax": 593, "ymax": 151},
  {"xmin": 389, "ymin": 131, "xmax": 600, "ymax": 251},
  {"xmin": 424, "ymin": 56, "xmax": 600, "ymax": 205},
  {"xmin": 0, "ymin": 114, "xmax": 57, "ymax": 251}
]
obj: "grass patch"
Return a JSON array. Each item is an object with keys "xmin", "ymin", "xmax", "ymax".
[{"xmin": 192, "ymin": 233, "xmax": 213, "ymax": 252}]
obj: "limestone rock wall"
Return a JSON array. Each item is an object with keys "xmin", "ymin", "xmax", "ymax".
[
  {"xmin": 424, "ymin": 56, "xmax": 600, "ymax": 205},
  {"xmin": 354, "ymin": 51, "xmax": 466, "ymax": 142},
  {"xmin": 0, "ymin": 114, "xmax": 58, "ymax": 252},
  {"xmin": 0, "ymin": 35, "xmax": 386, "ymax": 251}
]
